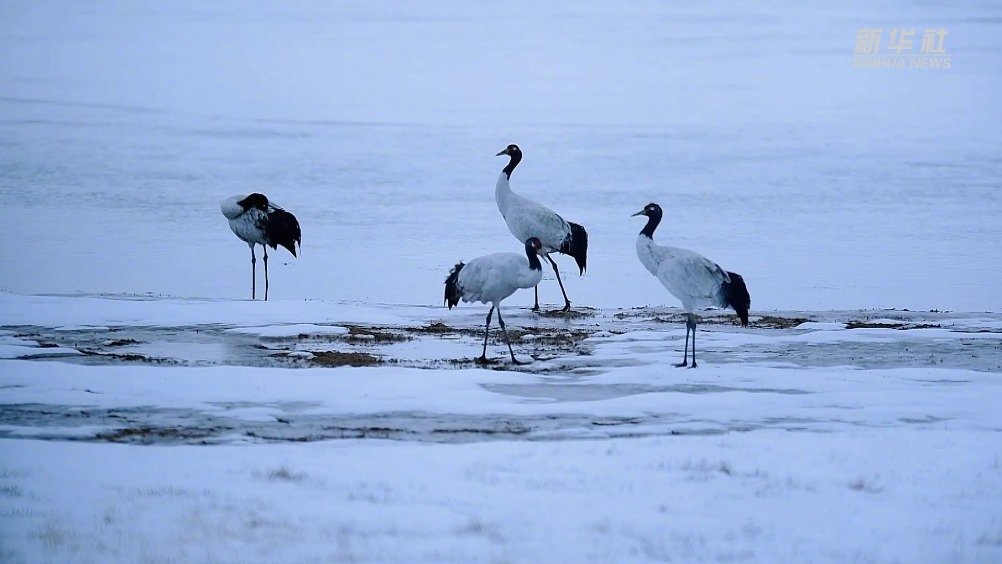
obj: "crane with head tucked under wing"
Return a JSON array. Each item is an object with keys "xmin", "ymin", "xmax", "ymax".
[{"xmin": 220, "ymin": 193, "xmax": 301, "ymax": 300}]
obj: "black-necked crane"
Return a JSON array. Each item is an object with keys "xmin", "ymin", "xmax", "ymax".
[
  {"xmin": 444, "ymin": 237, "xmax": 544, "ymax": 364},
  {"xmin": 495, "ymin": 144, "xmax": 588, "ymax": 312},
  {"xmin": 632, "ymin": 203, "xmax": 750, "ymax": 368},
  {"xmin": 220, "ymin": 193, "xmax": 301, "ymax": 300}
]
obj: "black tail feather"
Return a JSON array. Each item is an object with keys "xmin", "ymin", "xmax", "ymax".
[
  {"xmin": 559, "ymin": 222, "xmax": 588, "ymax": 275},
  {"xmin": 722, "ymin": 271, "xmax": 751, "ymax": 326},
  {"xmin": 444, "ymin": 262, "xmax": 464, "ymax": 309},
  {"xmin": 265, "ymin": 209, "xmax": 302, "ymax": 257}
]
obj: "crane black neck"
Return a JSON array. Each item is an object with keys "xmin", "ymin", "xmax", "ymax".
[
  {"xmin": 502, "ymin": 151, "xmax": 522, "ymax": 179},
  {"xmin": 525, "ymin": 245, "xmax": 542, "ymax": 271},
  {"xmin": 640, "ymin": 211, "xmax": 662, "ymax": 239}
]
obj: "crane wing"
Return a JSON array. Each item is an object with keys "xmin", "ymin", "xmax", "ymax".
[
  {"xmin": 650, "ymin": 245, "xmax": 730, "ymax": 307},
  {"xmin": 500, "ymin": 195, "xmax": 571, "ymax": 250},
  {"xmin": 458, "ymin": 252, "xmax": 532, "ymax": 304}
]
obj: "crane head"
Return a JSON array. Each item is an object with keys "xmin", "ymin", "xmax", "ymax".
[
  {"xmin": 631, "ymin": 203, "xmax": 661, "ymax": 218},
  {"xmin": 496, "ymin": 144, "xmax": 521, "ymax": 157}
]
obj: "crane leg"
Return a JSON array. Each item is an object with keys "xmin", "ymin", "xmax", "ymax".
[
  {"xmin": 545, "ymin": 255, "xmax": 572, "ymax": 312},
  {"xmin": 532, "ymin": 286, "xmax": 540, "ymax": 312},
  {"xmin": 675, "ymin": 321, "xmax": 690, "ymax": 367},
  {"xmin": 689, "ymin": 314, "xmax": 698, "ymax": 368},
  {"xmin": 675, "ymin": 313, "xmax": 698, "ymax": 368},
  {"xmin": 477, "ymin": 306, "xmax": 494, "ymax": 363},
  {"xmin": 496, "ymin": 306, "xmax": 525, "ymax": 365},
  {"xmin": 263, "ymin": 247, "xmax": 269, "ymax": 301},
  {"xmin": 250, "ymin": 245, "xmax": 257, "ymax": 300}
]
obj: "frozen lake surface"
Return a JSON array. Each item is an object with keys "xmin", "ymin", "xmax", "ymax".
[
  {"xmin": 1, "ymin": 1, "xmax": 1001, "ymax": 562},
  {"xmin": 1, "ymin": 1, "xmax": 1001, "ymax": 311}
]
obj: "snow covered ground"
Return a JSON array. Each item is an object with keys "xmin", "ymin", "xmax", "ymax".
[
  {"xmin": 2, "ymin": 429, "xmax": 999, "ymax": 562},
  {"xmin": 2, "ymin": 0, "xmax": 1001, "ymax": 562},
  {"xmin": 2, "ymin": 295, "xmax": 1001, "ymax": 561}
]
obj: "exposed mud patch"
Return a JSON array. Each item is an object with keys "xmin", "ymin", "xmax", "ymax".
[
  {"xmin": 410, "ymin": 322, "xmax": 456, "ymax": 334},
  {"xmin": 753, "ymin": 316, "xmax": 811, "ymax": 329},
  {"xmin": 276, "ymin": 325, "xmax": 409, "ymax": 344},
  {"xmin": 96, "ymin": 426, "xmax": 219, "ymax": 444},
  {"xmin": 535, "ymin": 308, "xmax": 596, "ymax": 319},
  {"xmin": 403, "ymin": 323, "xmax": 594, "ymax": 348},
  {"xmin": 846, "ymin": 321, "xmax": 941, "ymax": 330},
  {"xmin": 612, "ymin": 309, "xmax": 810, "ymax": 329},
  {"xmin": 78, "ymin": 349, "xmax": 180, "ymax": 365},
  {"xmin": 103, "ymin": 338, "xmax": 141, "ymax": 347},
  {"xmin": 310, "ymin": 351, "xmax": 381, "ymax": 367},
  {"xmin": 614, "ymin": 310, "xmax": 755, "ymax": 326},
  {"xmin": 511, "ymin": 328, "xmax": 592, "ymax": 346},
  {"xmin": 341, "ymin": 325, "xmax": 410, "ymax": 343}
]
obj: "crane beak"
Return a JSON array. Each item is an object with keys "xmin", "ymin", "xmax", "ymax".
[
  {"xmin": 631, "ymin": 210, "xmax": 646, "ymax": 217},
  {"xmin": 496, "ymin": 149, "xmax": 508, "ymax": 156}
]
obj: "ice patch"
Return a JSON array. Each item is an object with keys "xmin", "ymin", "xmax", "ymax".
[{"xmin": 227, "ymin": 324, "xmax": 350, "ymax": 337}]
